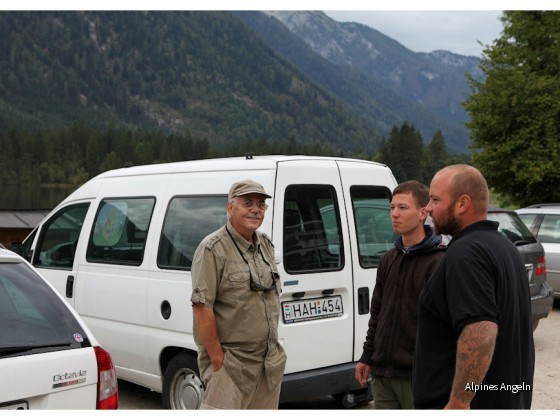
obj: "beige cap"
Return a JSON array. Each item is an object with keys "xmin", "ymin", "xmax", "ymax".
[{"xmin": 228, "ymin": 179, "xmax": 272, "ymax": 201}]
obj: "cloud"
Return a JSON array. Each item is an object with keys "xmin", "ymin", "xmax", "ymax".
[{"xmin": 324, "ymin": 11, "xmax": 504, "ymax": 57}]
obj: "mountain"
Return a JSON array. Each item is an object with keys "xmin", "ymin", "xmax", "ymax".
[
  {"xmin": 0, "ymin": 11, "xmax": 479, "ymax": 156},
  {"xmin": 251, "ymin": 11, "xmax": 482, "ymax": 153},
  {"xmin": 0, "ymin": 11, "xmax": 383, "ymax": 154}
]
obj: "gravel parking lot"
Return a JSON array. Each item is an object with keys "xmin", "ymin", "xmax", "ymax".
[
  {"xmin": 119, "ymin": 301, "xmax": 560, "ymax": 409},
  {"xmin": 531, "ymin": 300, "xmax": 560, "ymax": 409}
]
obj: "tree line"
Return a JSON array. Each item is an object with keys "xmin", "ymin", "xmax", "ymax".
[
  {"xmin": 0, "ymin": 121, "xmax": 466, "ymax": 190},
  {"xmin": 374, "ymin": 123, "xmax": 469, "ymax": 185}
]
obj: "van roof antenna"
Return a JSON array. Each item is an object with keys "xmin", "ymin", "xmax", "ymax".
[{"xmin": 245, "ymin": 152, "xmax": 253, "ymax": 160}]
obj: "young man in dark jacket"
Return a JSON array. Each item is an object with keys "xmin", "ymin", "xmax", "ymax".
[{"xmin": 355, "ymin": 180, "xmax": 446, "ymax": 409}]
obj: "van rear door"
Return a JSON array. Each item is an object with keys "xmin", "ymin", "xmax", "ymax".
[
  {"xmin": 336, "ymin": 160, "xmax": 396, "ymax": 362},
  {"xmin": 274, "ymin": 160, "xmax": 353, "ymax": 372}
]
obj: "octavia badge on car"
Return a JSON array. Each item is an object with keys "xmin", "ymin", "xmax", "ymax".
[{"xmin": 53, "ymin": 370, "xmax": 87, "ymax": 388}]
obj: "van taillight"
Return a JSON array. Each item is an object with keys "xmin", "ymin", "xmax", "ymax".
[
  {"xmin": 536, "ymin": 256, "xmax": 546, "ymax": 276},
  {"xmin": 94, "ymin": 346, "xmax": 118, "ymax": 409}
]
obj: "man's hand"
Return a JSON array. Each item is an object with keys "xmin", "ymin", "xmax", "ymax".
[
  {"xmin": 192, "ymin": 303, "xmax": 225, "ymax": 371},
  {"xmin": 355, "ymin": 362, "xmax": 371, "ymax": 387},
  {"xmin": 444, "ymin": 399, "xmax": 471, "ymax": 409}
]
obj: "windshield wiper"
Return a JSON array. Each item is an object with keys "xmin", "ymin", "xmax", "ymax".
[{"xmin": 0, "ymin": 342, "xmax": 72, "ymax": 357}]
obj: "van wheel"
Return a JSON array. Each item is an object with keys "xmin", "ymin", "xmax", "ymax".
[{"xmin": 162, "ymin": 353, "xmax": 204, "ymax": 409}]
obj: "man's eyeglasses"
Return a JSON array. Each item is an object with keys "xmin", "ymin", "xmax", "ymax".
[
  {"xmin": 249, "ymin": 270, "xmax": 278, "ymax": 292},
  {"xmin": 234, "ymin": 199, "xmax": 269, "ymax": 211}
]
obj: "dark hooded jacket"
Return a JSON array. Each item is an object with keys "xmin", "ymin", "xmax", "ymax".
[{"xmin": 358, "ymin": 225, "xmax": 446, "ymax": 377}]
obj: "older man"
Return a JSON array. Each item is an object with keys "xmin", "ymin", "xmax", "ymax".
[
  {"xmin": 413, "ymin": 164, "xmax": 534, "ymax": 409},
  {"xmin": 191, "ymin": 179, "xmax": 287, "ymax": 409}
]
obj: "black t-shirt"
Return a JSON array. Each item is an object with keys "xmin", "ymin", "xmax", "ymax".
[{"xmin": 413, "ymin": 220, "xmax": 535, "ymax": 409}]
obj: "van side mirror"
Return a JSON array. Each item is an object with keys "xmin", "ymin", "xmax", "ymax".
[
  {"xmin": 9, "ymin": 242, "xmax": 32, "ymax": 262},
  {"xmin": 9, "ymin": 242, "xmax": 23, "ymax": 255}
]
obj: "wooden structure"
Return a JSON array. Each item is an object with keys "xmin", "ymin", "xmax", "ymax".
[{"xmin": 0, "ymin": 209, "xmax": 50, "ymax": 247}]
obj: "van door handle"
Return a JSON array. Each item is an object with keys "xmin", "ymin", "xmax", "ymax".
[
  {"xmin": 357, "ymin": 287, "xmax": 369, "ymax": 315},
  {"xmin": 66, "ymin": 275, "xmax": 74, "ymax": 298}
]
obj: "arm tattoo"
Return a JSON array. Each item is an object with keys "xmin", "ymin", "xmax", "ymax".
[{"xmin": 450, "ymin": 321, "xmax": 497, "ymax": 406}]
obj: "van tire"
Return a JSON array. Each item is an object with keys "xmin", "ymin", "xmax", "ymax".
[{"xmin": 162, "ymin": 352, "xmax": 204, "ymax": 409}]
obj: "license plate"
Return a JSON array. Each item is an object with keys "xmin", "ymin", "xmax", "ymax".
[
  {"xmin": 0, "ymin": 401, "xmax": 28, "ymax": 410},
  {"xmin": 282, "ymin": 295, "xmax": 343, "ymax": 324}
]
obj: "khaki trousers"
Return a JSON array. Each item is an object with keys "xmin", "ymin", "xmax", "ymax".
[
  {"xmin": 372, "ymin": 376, "xmax": 414, "ymax": 409},
  {"xmin": 200, "ymin": 365, "xmax": 281, "ymax": 409}
]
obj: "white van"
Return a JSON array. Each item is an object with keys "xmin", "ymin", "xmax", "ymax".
[{"xmin": 13, "ymin": 155, "xmax": 398, "ymax": 408}]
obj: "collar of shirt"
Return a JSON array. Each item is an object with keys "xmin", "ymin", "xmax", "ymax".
[{"xmin": 226, "ymin": 220, "xmax": 261, "ymax": 253}]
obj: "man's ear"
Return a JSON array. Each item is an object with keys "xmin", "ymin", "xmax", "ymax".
[
  {"xmin": 456, "ymin": 194, "xmax": 471, "ymax": 215},
  {"xmin": 419, "ymin": 206, "xmax": 428, "ymax": 221}
]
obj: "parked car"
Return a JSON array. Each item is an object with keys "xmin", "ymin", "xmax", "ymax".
[
  {"xmin": 486, "ymin": 207, "xmax": 554, "ymax": 331},
  {"xmin": 0, "ymin": 248, "xmax": 118, "ymax": 409},
  {"xmin": 516, "ymin": 204, "xmax": 560, "ymax": 300}
]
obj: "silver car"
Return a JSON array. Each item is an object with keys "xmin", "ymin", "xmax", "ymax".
[
  {"xmin": 487, "ymin": 207, "xmax": 554, "ymax": 331},
  {"xmin": 517, "ymin": 204, "xmax": 560, "ymax": 300},
  {"xmin": 0, "ymin": 249, "xmax": 118, "ymax": 409}
]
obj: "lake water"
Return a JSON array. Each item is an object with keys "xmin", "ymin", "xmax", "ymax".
[{"xmin": 0, "ymin": 185, "xmax": 76, "ymax": 210}]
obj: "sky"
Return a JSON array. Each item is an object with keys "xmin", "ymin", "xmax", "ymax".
[
  {"xmin": 12, "ymin": 0, "xmax": 559, "ymax": 58},
  {"xmin": 324, "ymin": 11, "xmax": 503, "ymax": 57}
]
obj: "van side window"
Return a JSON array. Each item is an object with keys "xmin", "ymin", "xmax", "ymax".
[
  {"xmin": 350, "ymin": 186, "xmax": 394, "ymax": 268},
  {"xmin": 158, "ymin": 196, "xmax": 228, "ymax": 270},
  {"xmin": 284, "ymin": 185, "xmax": 343, "ymax": 273},
  {"xmin": 34, "ymin": 204, "xmax": 90, "ymax": 269},
  {"xmin": 86, "ymin": 198, "xmax": 155, "ymax": 266}
]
